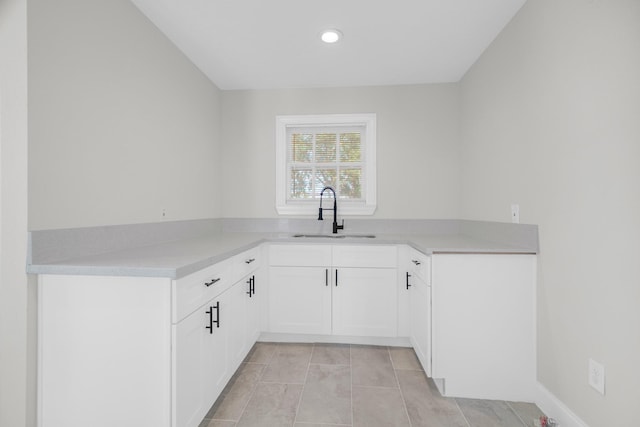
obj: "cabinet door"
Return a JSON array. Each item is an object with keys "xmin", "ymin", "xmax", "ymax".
[
  {"xmin": 268, "ymin": 266, "xmax": 331, "ymax": 334},
  {"xmin": 409, "ymin": 274, "xmax": 431, "ymax": 376},
  {"xmin": 246, "ymin": 274, "xmax": 261, "ymax": 344},
  {"xmin": 202, "ymin": 297, "xmax": 229, "ymax": 407},
  {"xmin": 226, "ymin": 279, "xmax": 248, "ymax": 368},
  {"xmin": 173, "ymin": 304, "xmax": 211, "ymax": 427},
  {"xmin": 332, "ymin": 268, "xmax": 398, "ymax": 337}
]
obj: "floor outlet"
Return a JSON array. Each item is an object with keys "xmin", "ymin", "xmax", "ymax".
[
  {"xmin": 510, "ymin": 204, "xmax": 520, "ymax": 223},
  {"xmin": 588, "ymin": 358, "xmax": 605, "ymax": 395}
]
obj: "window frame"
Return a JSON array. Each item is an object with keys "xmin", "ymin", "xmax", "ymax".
[{"xmin": 275, "ymin": 113, "xmax": 377, "ymax": 216}]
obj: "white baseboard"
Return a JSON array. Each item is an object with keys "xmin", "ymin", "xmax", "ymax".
[
  {"xmin": 258, "ymin": 332, "xmax": 411, "ymax": 347},
  {"xmin": 536, "ymin": 382, "xmax": 589, "ymax": 427}
]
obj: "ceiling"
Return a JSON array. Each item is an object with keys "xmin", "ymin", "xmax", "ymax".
[{"xmin": 130, "ymin": 0, "xmax": 527, "ymax": 90}]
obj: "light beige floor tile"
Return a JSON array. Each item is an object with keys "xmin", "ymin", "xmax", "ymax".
[
  {"xmin": 351, "ymin": 345, "xmax": 397, "ymax": 387},
  {"xmin": 353, "ymin": 385, "xmax": 410, "ymax": 427},
  {"xmin": 508, "ymin": 401, "xmax": 546, "ymax": 426},
  {"xmin": 396, "ymin": 369, "xmax": 468, "ymax": 427},
  {"xmin": 261, "ymin": 343, "xmax": 313, "ymax": 384},
  {"xmin": 205, "ymin": 420, "xmax": 236, "ymax": 427},
  {"xmin": 311, "ymin": 343, "xmax": 350, "ymax": 365},
  {"xmin": 204, "ymin": 342, "xmax": 543, "ymax": 427},
  {"xmin": 456, "ymin": 398, "xmax": 526, "ymax": 427},
  {"xmin": 294, "ymin": 424, "xmax": 350, "ymax": 427},
  {"xmin": 244, "ymin": 342, "xmax": 279, "ymax": 364},
  {"xmin": 236, "ymin": 383, "xmax": 303, "ymax": 427},
  {"xmin": 389, "ymin": 347, "xmax": 422, "ymax": 370},
  {"xmin": 209, "ymin": 363, "xmax": 265, "ymax": 421},
  {"xmin": 296, "ymin": 364, "xmax": 352, "ymax": 425}
]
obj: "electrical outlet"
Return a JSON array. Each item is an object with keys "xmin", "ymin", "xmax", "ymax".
[
  {"xmin": 588, "ymin": 358, "xmax": 605, "ymax": 395},
  {"xmin": 510, "ymin": 204, "xmax": 520, "ymax": 223}
]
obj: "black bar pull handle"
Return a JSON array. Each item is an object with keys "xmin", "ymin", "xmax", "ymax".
[
  {"xmin": 205, "ymin": 278, "xmax": 221, "ymax": 287},
  {"xmin": 245, "ymin": 258, "xmax": 255, "ymax": 264},
  {"xmin": 205, "ymin": 306, "xmax": 214, "ymax": 334},
  {"xmin": 325, "ymin": 269, "xmax": 328, "ymax": 286},
  {"xmin": 335, "ymin": 269, "xmax": 338, "ymax": 287},
  {"xmin": 246, "ymin": 276, "xmax": 256, "ymax": 297},
  {"xmin": 412, "ymin": 260, "xmax": 421, "ymax": 266},
  {"xmin": 406, "ymin": 272, "xmax": 412, "ymax": 290},
  {"xmin": 212, "ymin": 302, "xmax": 220, "ymax": 328}
]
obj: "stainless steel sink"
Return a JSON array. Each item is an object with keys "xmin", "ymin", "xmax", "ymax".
[{"xmin": 291, "ymin": 234, "xmax": 376, "ymax": 239}]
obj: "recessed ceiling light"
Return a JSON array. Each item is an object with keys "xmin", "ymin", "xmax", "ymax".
[{"xmin": 321, "ymin": 29, "xmax": 342, "ymax": 44}]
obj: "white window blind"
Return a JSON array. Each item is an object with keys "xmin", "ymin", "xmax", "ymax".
[
  {"xmin": 287, "ymin": 125, "xmax": 365, "ymax": 201},
  {"xmin": 276, "ymin": 114, "xmax": 377, "ymax": 215}
]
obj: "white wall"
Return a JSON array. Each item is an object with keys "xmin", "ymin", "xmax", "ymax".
[
  {"xmin": 28, "ymin": 0, "xmax": 224, "ymax": 230},
  {"xmin": 0, "ymin": 0, "xmax": 32, "ymax": 425},
  {"xmin": 220, "ymin": 84, "xmax": 460, "ymax": 219},
  {"xmin": 460, "ymin": 1, "xmax": 640, "ymax": 425}
]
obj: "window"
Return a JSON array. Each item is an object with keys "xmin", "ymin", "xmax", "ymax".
[{"xmin": 276, "ymin": 114, "xmax": 377, "ymax": 215}]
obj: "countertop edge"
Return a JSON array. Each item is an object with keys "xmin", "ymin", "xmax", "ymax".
[{"xmin": 27, "ymin": 234, "xmax": 537, "ymax": 280}]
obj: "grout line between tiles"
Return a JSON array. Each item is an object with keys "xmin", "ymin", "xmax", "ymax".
[
  {"xmin": 454, "ymin": 397, "xmax": 473, "ymax": 427},
  {"xmin": 291, "ymin": 342, "xmax": 314, "ymax": 426},
  {"xmin": 506, "ymin": 401, "xmax": 530, "ymax": 427},
  {"xmin": 309, "ymin": 362, "xmax": 351, "ymax": 366},
  {"xmin": 210, "ymin": 344, "xmax": 275, "ymax": 424},
  {"xmin": 227, "ymin": 363, "xmax": 264, "ymax": 424},
  {"xmin": 258, "ymin": 380, "xmax": 306, "ymax": 385},
  {"xmin": 295, "ymin": 423, "xmax": 351, "ymax": 426},
  {"xmin": 389, "ymin": 347, "xmax": 413, "ymax": 427},
  {"xmin": 353, "ymin": 383, "xmax": 402, "ymax": 391}
]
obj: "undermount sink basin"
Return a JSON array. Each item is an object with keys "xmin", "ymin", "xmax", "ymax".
[{"xmin": 291, "ymin": 234, "xmax": 376, "ymax": 239}]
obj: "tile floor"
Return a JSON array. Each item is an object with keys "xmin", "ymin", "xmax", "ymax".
[{"xmin": 199, "ymin": 342, "xmax": 545, "ymax": 427}]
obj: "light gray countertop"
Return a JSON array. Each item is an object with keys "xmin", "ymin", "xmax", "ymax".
[{"xmin": 27, "ymin": 230, "xmax": 537, "ymax": 279}]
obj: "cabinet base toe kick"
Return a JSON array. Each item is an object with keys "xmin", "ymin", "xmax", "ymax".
[{"xmin": 258, "ymin": 332, "xmax": 412, "ymax": 347}]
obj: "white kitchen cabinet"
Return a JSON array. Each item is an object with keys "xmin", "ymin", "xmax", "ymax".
[
  {"xmin": 245, "ymin": 274, "xmax": 261, "ymax": 344},
  {"xmin": 236, "ymin": 247, "xmax": 263, "ymax": 350},
  {"xmin": 268, "ymin": 243, "xmax": 332, "ymax": 267},
  {"xmin": 332, "ymin": 245, "xmax": 398, "ymax": 337},
  {"xmin": 201, "ymin": 296, "xmax": 229, "ymax": 410},
  {"xmin": 174, "ymin": 266, "xmax": 262, "ymax": 427},
  {"xmin": 38, "ymin": 238, "xmax": 537, "ymax": 427},
  {"xmin": 431, "ymin": 253, "xmax": 536, "ymax": 402},
  {"xmin": 409, "ymin": 272, "xmax": 431, "ymax": 376},
  {"xmin": 226, "ymin": 276, "xmax": 248, "ymax": 368},
  {"xmin": 173, "ymin": 296, "xmax": 227, "ymax": 427},
  {"xmin": 406, "ymin": 248, "xmax": 432, "ymax": 377},
  {"xmin": 332, "ymin": 267, "xmax": 398, "ymax": 337},
  {"xmin": 268, "ymin": 266, "xmax": 332, "ymax": 334},
  {"xmin": 268, "ymin": 244, "xmax": 332, "ymax": 334},
  {"xmin": 38, "ymin": 246, "xmax": 264, "ymax": 427},
  {"xmin": 268, "ymin": 244, "xmax": 397, "ymax": 338}
]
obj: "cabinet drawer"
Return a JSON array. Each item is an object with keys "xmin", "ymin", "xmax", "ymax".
[
  {"xmin": 332, "ymin": 245, "xmax": 397, "ymax": 268},
  {"xmin": 234, "ymin": 246, "xmax": 262, "ymax": 279},
  {"xmin": 173, "ymin": 258, "xmax": 233, "ymax": 323},
  {"xmin": 408, "ymin": 248, "xmax": 430, "ymax": 283},
  {"xmin": 269, "ymin": 244, "xmax": 332, "ymax": 267}
]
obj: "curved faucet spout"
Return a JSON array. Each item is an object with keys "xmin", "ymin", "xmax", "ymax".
[{"xmin": 318, "ymin": 186, "xmax": 344, "ymax": 234}]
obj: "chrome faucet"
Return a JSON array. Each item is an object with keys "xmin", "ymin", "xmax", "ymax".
[{"xmin": 318, "ymin": 186, "xmax": 344, "ymax": 234}]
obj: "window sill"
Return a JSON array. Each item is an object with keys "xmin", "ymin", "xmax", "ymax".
[{"xmin": 276, "ymin": 204, "xmax": 377, "ymax": 216}]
